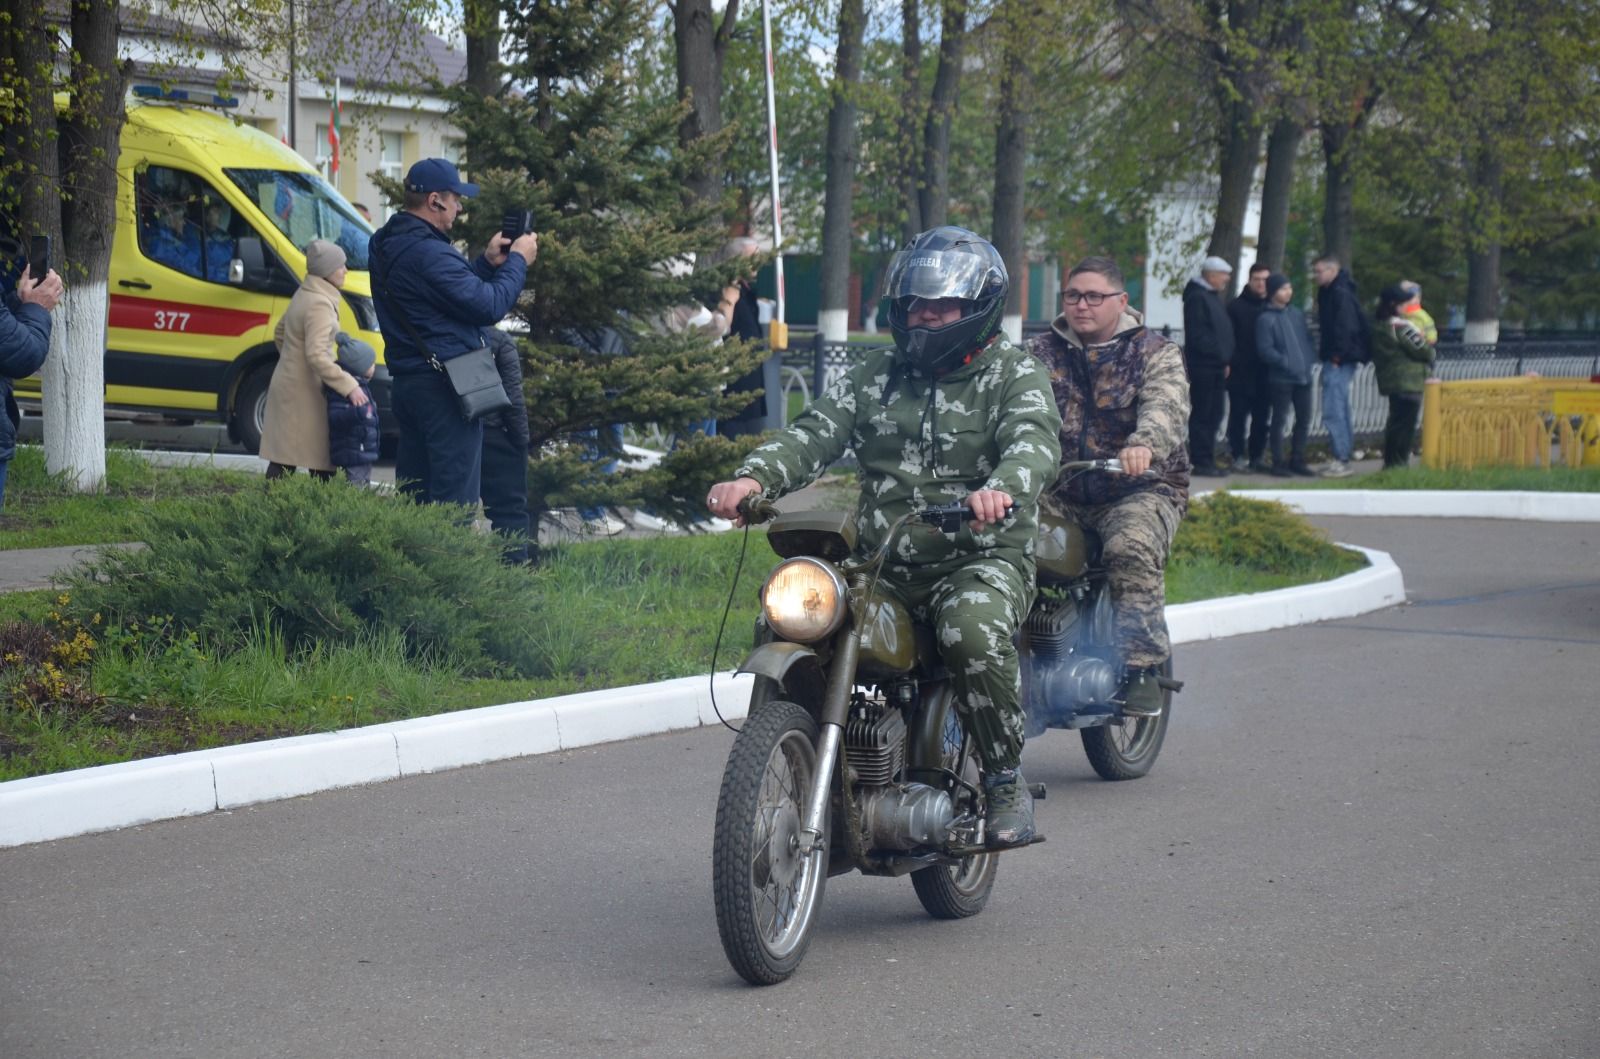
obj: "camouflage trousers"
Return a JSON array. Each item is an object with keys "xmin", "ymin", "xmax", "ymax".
[
  {"xmin": 894, "ymin": 558, "xmax": 1033, "ymax": 773},
  {"xmin": 1071, "ymin": 491, "xmax": 1182, "ymax": 669}
]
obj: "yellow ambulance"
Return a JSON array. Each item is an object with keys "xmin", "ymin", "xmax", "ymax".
[{"xmin": 16, "ymin": 88, "xmax": 386, "ymax": 452}]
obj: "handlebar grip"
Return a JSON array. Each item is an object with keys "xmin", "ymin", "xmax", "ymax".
[{"xmin": 736, "ymin": 493, "xmax": 780, "ymax": 524}]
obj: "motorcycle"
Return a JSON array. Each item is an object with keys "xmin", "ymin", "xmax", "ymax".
[{"xmin": 711, "ymin": 458, "xmax": 1180, "ymax": 985}]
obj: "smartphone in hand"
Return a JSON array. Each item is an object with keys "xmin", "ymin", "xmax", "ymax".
[
  {"xmin": 501, "ymin": 209, "xmax": 534, "ymax": 243},
  {"xmin": 29, "ymin": 235, "xmax": 49, "ymax": 281}
]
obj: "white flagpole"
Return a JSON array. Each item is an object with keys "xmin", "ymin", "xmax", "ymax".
[{"xmin": 760, "ymin": 0, "xmax": 785, "ymax": 326}]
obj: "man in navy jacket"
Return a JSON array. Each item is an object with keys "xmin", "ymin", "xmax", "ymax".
[
  {"xmin": 1, "ymin": 245, "xmax": 64, "ymax": 509},
  {"xmin": 369, "ymin": 159, "xmax": 538, "ymax": 506},
  {"xmin": 1311, "ymin": 254, "xmax": 1369, "ymax": 478}
]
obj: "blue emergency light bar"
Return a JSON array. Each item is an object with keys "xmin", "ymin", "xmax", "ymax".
[{"xmin": 132, "ymin": 85, "xmax": 240, "ymax": 108}]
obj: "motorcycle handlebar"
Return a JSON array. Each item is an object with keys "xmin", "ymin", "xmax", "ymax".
[
  {"xmin": 1061, "ymin": 458, "xmax": 1125, "ymax": 474},
  {"xmin": 917, "ymin": 501, "xmax": 1015, "ymax": 532},
  {"xmin": 736, "ymin": 493, "xmax": 781, "ymax": 524}
]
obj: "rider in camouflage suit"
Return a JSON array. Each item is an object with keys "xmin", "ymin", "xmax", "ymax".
[
  {"xmin": 706, "ymin": 227, "xmax": 1062, "ymax": 847},
  {"xmin": 1028, "ymin": 256, "xmax": 1190, "ymax": 717}
]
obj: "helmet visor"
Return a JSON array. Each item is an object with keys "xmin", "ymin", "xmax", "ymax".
[{"xmin": 882, "ymin": 249, "xmax": 1002, "ymax": 304}]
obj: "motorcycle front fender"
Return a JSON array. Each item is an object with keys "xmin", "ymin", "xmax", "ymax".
[{"xmin": 738, "ymin": 641, "xmax": 816, "ymax": 683}]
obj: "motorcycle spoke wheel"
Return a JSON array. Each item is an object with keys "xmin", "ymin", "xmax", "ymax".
[
  {"xmin": 911, "ymin": 700, "xmax": 997, "ymax": 919},
  {"xmin": 713, "ymin": 700, "xmax": 829, "ymax": 985},
  {"xmin": 1081, "ymin": 660, "xmax": 1173, "ymax": 780}
]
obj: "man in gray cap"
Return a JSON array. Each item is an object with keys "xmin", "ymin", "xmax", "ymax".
[{"xmin": 1180, "ymin": 255, "xmax": 1235, "ymax": 476}]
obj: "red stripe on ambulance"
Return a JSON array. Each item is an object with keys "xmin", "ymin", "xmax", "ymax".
[{"xmin": 109, "ymin": 295, "xmax": 270, "ymax": 337}]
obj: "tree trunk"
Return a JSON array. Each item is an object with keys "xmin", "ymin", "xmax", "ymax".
[
  {"xmin": 918, "ymin": 0, "xmax": 966, "ymax": 230},
  {"xmin": 1464, "ymin": 151, "xmax": 1504, "ymax": 344},
  {"xmin": 991, "ymin": 2, "xmax": 1028, "ymax": 343},
  {"xmin": 1320, "ymin": 119, "xmax": 1355, "ymax": 270},
  {"xmin": 1207, "ymin": 95, "xmax": 1261, "ymax": 295},
  {"xmin": 673, "ymin": 0, "xmax": 739, "ymax": 209},
  {"xmin": 818, "ymin": 0, "xmax": 867, "ymax": 342},
  {"xmin": 41, "ymin": 0, "xmax": 126, "ymax": 493},
  {"xmin": 463, "ymin": 0, "xmax": 500, "ymax": 100},
  {"xmin": 1255, "ymin": 115, "xmax": 1303, "ymax": 273},
  {"xmin": 897, "ymin": 0, "xmax": 923, "ymax": 243}
]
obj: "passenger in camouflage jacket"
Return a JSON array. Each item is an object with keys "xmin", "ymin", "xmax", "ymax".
[{"xmin": 1028, "ymin": 256, "xmax": 1190, "ymax": 716}]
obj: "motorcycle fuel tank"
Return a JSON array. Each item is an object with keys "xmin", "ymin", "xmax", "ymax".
[
  {"xmin": 855, "ymin": 588, "xmax": 921, "ymax": 678},
  {"xmin": 1036, "ymin": 511, "xmax": 1091, "ymax": 584}
]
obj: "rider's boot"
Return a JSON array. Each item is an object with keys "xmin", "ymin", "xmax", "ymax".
[
  {"xmin": 1120, "ymin": 666, "xmax": 1166, "ymax": 718},
  {"xmin": 984, "ymin": 768, "xmax": 1036, "ymax": 848}
]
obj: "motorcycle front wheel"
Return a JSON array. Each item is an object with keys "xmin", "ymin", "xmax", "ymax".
[
  {"xmin": 910, "ymin": 694, "xmax": 997, "ymax": 919},
  {"xmin": 1080, "ymin": 658, "xmax": 1172, "ymax": 780},
  {"xmin": 712, "ymin": 699, "xmax": 830, "ymax": 985}
]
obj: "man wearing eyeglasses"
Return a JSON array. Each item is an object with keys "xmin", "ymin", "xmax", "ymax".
[{"xmin": 1028, "ymin": 256, "xmax": 1190, "ymax": 719}]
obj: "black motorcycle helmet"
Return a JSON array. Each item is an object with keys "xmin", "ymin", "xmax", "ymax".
[{"xmin": 884, "ymin": 226, "xmax": 1009, "ymax": 375}]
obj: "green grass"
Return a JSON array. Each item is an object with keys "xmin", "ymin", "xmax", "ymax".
[
  {"xmin": 0, "ymin": 445, "xmax": 261, "ymax": 549},
  {"xmin": 1, "ymin": 475, "xmax": 1370, "ymax": 782},
  {"xmin": 1245, "ymin": 464, "xmax": 1600, "ymax": 492}
]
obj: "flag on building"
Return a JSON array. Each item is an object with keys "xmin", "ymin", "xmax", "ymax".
[{"xmin": 327, "ymin": 78, "xmax": 341, "ymax": 180}]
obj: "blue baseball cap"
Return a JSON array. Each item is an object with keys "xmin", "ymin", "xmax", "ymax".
[{"xmin": 404, "ymin": 158, "xmax": 479, "ymax": 197}]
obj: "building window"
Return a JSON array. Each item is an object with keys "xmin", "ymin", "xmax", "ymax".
[
  {"xmin": 442, "ymin": 139, "xmax": 465, "ymax": 170},
  {"xmin": 380, "ymin": 131, "xmax": 405, "ymax": 219}
]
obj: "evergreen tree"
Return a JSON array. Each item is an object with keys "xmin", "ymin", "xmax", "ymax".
[{"xmin": 445, "ymin": 0, "xmax": 768, "ymax": 547}]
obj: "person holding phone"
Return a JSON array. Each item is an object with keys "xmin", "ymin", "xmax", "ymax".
[
  {"xmin": 1, "ymin": 236, "xmax": 64, "ymax": 508},
  {"xmin": 368, "ymin": 159, "xmax": 538, "ymax": 507}
]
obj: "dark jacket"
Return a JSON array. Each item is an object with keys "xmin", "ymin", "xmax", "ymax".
[
  {"xmin": 324, "ymin": 378, "xmax": 380, "ymax": 470},
  {"xmin": 726, "ymin": 281, "xmax": 763, "ymax": 343},
  {"xmin": 1029, "ymin": 308, "xmax": 1191, "ymax": 513},
  {"xmin": 1255, "ymin": 304, "xmax": 1316, "ymax": 387},
  {"xmin": 1181, "ymin": 278, "xmax": 1234, "ymax": 374},
  {"xmin": 1316, "ymin": 269, "xmax": 1370, "ymax": 364},
  {"xmin": 481, "ymin": 327, "xmax": 530, "ymax": 451},
  {"xmin": 1226, "ymin": 289, "xmax": 1270, "ymax": 384},
  {"xmin": 1371, "ymin": 316, "xmax": 1434, "ymax": 395},
  {"xmin": 368, "ymin": 212, "xmax": 527, "ymax": 376},
  {"xmin": 1, "ymin": 293, "xmax": 52, "ymax": 463}
]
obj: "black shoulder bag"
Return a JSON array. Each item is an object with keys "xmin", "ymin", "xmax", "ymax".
[{"xmin": 377, "ymin": 264, "xmax": 512, "ymax": 423}]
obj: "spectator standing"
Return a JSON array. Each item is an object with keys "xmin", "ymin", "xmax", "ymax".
[
  {"xmin": 369, "ymin": 159, "xmax": 537, "ymax": 507},
  {"xmin": 260, "ymin": 240, "xmax": 364, "ymax": 481},
  {"xmin": 1225, "ymin": 262, "xmax": 1273, "ymax": 472},
  {"xmin": 479, "ymin": 326, "xmax": 533, "ymax": 562},
  {"xmin": 1180, "ymin": 255, "xmax": 1234, "ymax": 476},
  {"xmin": 1372, "ymin": 284, "xmax": 1435, "ymax": 471},
  {"xmin": 325, "ymin": 333, "xmax": 380, "ymax": 485},
  {"xmin": 1, "ymin": 248, "xmax": 63, "ymax": 509},
  {"xmin": 1311, "ymin": 253, "xmax": 1368, "ymax": 478},
  {"xmin": 1399, "ymin": 281, "xmax": 1439, "ymax": 346},
  {"xmin": 716, "ymin": 236, "xmax": 770, "ymax": 438},
  {"xmin": 1253, "ymin": 273, "xmax": 1317, "ymax": 477}
]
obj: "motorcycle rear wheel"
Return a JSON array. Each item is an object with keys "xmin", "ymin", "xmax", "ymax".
[
  {"xmin": 1080, "ymin": 659, "xmax": 1172, "ymax": 780},
  {"xmin": 712, "ymin": 699, "xmax": 829, "ymax": 985},
  {"xmin": 911, "ymin": 700, "xmax": 997, "ymax": 919}
]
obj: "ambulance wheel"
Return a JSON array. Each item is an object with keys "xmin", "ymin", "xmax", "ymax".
[{"xmin": 233, "ymin": 364, "xmax": 274, "ymax": 455}]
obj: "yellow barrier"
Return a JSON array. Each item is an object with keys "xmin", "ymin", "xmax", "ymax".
[{"xmin": 1420, "ymin": 376, "xmax": 1600, "ymax": 470}]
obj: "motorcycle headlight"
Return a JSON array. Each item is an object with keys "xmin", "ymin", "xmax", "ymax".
[{"xmin": 761, "ymin": 557, "xmax": 848, "ymax": 643}]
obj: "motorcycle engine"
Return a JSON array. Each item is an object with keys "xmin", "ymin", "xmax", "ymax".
[
  {"xmin": 861, "ymin": 783, "xmax": 955, "ymax": 850},
  {"xmin": 1026, "ymin": 597, "xmax": 1121, "ymax": 707},
  {"xmin": 845, "ymin": 702, "xmax": 955, "ymax": 850}
]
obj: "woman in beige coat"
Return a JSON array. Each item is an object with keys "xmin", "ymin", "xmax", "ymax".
[{"xmin": 259, "ymin": 240, "xmax": 367, "ymax": 478}]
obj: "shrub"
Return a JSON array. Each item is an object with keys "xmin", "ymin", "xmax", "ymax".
[
  {"xmin": 59, "ymin": 478, "xmax": 547, "ymax": 675},
  {"xmin": 1173, "ymin": 491, "xmax": 1355, "ymax": 574}
]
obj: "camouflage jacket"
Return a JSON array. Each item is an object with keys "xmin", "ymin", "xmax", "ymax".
[
  {"xmin": 737, "ymin": 338, "xmax": 1062, "ymax": 579},
  {"xmin": 1027, "ymin": 309, "xmax": 1191, "ymax": 513}
]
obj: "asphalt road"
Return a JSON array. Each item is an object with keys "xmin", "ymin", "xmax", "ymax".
[{"xmin": 2, "ymin": 516, "xmax": 1596, "ymax": 1059}]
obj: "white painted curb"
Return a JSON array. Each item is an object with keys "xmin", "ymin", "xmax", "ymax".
[
  {"xmin": 1224, "ymin": 488, "xmax": 1600, "ymax": 522},
  {"xmin": 0, "ymin": 673, "xmax": 753, "ymax": 848},
  {"xmin": 1167, "ymin": 545, "xmax": 1402, "ymax": 645},
  {"xmin": 5, "ymin": 487, "xmax": 1591, "ymax": 848}
]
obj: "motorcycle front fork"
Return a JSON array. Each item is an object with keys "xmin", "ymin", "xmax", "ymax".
[{"xmin": 798, "ymin": 621, "xmax": 861, "ymax": 854}]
